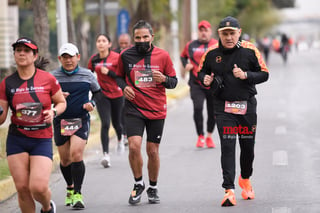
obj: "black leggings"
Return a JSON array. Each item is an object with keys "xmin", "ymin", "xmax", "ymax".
[
  {"xmin": 190, "ymin": 83, "xmax": 215, "ymax": 136},
  {"xmin": 216, "ymin": 112, "xmax": 257, "ymax": 190},
  {"xmin": 95, "ymin": 94, "xmax": 124, "ymax": 153}
]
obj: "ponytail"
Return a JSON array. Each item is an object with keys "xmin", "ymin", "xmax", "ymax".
[{"xmin": 34, "ymin": 56, "xmax": 50, "ymax": 70}]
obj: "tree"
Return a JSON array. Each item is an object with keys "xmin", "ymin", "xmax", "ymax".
[
  {"xmin": 272, "ymin": 0, "xmax": 295, "ymax": 8},
  {"xmin": 197, "ymin": 0, "xmax": 280, "ymax": 39},
  {"xmin": 237, "ymin": 0, "xmax": 280, "ymax": 38},
  {"xmin": 67, "ymin": 0, "xmax": 76, "ymax": 44},
  {"xmin": 130, "ymin": 0, "xmax": 152, "ymax": 27},
  {"xmin": 30, "ymin": 0, "xmax": 51, "ymax": 62}
]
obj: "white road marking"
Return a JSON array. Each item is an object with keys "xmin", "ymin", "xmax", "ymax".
[
  {"xmin": 272, "ymin": 207, "xmax": 292, "ymax": 213},
  {"xmin": 275, "ymin": 125, "xmax": 287, "ymax": 135},
  {"xmin": 272, "ymin": 150, "xmax": 288, "ymax": 166},
  {"xmin": 276, "ymin": 112, "xmax": 287, "ymax": 119}
]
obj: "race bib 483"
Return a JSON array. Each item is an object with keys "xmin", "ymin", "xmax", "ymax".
[{"xmin": 134, "ymin": 70, "xmax": 156, "ymax": 88}]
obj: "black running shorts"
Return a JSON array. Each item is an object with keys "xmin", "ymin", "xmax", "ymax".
[{"xmin": 125, "ymin": 115, "xmax": 165, "ymax": 144}]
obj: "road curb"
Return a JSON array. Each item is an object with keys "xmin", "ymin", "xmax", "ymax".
[
  {"xmin": 0, "ymin": 83, "xmax": 189, "ymax": 202},
  {"xmin": 0, "ymin": 177, "xmax": 15, "ymax": 202}
]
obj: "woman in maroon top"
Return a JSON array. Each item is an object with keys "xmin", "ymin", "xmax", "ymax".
[
  {"xmin": 0, "ymin": 37, "xmax": 66, "ymax": 213},
  {"xmin": 88, "ymin": 34, "xmax": 125, "ymax": 168}
]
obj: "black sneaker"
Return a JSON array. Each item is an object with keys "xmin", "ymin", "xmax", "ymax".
[
  {"xmin": 147, "ymin": 187, "xmax": 160, "ymax": 204},
  {"xmin": 40, "ymin": 200, "xmax": 56, "ymax": 213},
  {"xmin": 128, "ymin": 183, "xmax": 145, "ymax": 205}
]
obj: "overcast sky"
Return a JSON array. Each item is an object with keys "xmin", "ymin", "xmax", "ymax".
[{"xmin": 282, "ymin": 0, "xmax": 320, "ymax": 19}]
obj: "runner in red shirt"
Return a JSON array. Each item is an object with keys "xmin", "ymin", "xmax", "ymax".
[
  {"xmin": 0, "ymin": 37, "xmax": 66, "ymax": 213},
  {"xmin": 116, "ymin": 20, "xmax": 177, "ymax": 205},
  {"xmin": 181, "ymin": 20, "xmax": 218, "ymax": 148},
  {"xmin": 88, "ymin": 34, "xmax": 125, "ymax": 168}
]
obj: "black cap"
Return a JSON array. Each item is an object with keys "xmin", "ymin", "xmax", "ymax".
[
  {"xmin": 218, "ymin": 16, "xmax": 240, "ymax": 31},
  {"xmin": 12, "ymin": 37, "xmax": 38, "ymax": 51}
]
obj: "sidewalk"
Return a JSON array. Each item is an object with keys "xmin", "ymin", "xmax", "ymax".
[{"xmin": 0, "ymin": 82, "xmax": 189, "ymax": 202}]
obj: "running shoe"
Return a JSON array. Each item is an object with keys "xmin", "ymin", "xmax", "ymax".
[
  {"xmin": 123, "ymin": 134, "xmax": 129, "ymax": 146},
  {"xmin": 101, "ymin": 152, "xmax": 111, "ymax": 168},
  {"xmin": 147, "ymin": 187, "xmax": 160, "ymax": 204},
  {"xmin": 40, "ymin": 200, "xmax": 56, "ymax": 213},
  {"xmin": 221, "ymin": 189, "xmax": 236, "ymax": 207},
  {"xmin": 238, "ymin": 176, "xmax": 255, "ymax": 200},
  {"xmin": 65, "ymin": 188, "xmax": 74, "ymax": 206},
  {"xmin": 72, "ymin": 192, "xmax": 85, "ymax": 209},
  {"xmin": 128, "ymin": 183, "xmax": 145, "ymax": 205},
  {"xmin": 117, "ymin": 138, "xmax": 125, "ymax": 154},
  {"xmin": 196, "ymin": 135, "xmax": 205, "ymax": 148},
  {"xmin": 205, "ymin": 137, "xmax": 215, "ymax": 148}
]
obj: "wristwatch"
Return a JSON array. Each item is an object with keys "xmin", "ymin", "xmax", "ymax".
[
  {"xmin": 89, "ymin": 100, "xmax": 96, "ymax": 107},
  {"xmin": 52, "ymin": 108, "xmax": 58, "ymax": 118}
]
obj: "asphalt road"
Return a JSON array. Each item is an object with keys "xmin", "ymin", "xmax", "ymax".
[{"xmin": 2, "ymin": 47, "xmax": 320, "ymax": 213}]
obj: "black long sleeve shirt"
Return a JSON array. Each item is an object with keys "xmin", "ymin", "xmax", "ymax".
[{"xmin": 198, "ymin": 40, "xmax": 269, "ymax": 113}]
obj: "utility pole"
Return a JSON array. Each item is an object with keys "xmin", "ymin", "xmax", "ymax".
[
  {"xmin": 56, "ymin": 0, "xmax": 68, "ymax": 49},
  {"xmin": 0, "ymin": 0, "xmax": 10, "ymax": 69},
  {"xmin": 100, "ymin": 0, "xmax": 105, "ymax": 33},
  {"xmin": 170, "ymin": 0, "xmax": 180, "ymax": 78},
  {"xmin": 190, "ymin": 0, "xmax": 198, "ymax": 40}
]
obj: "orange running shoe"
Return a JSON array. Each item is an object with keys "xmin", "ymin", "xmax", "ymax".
[
  {"xmin": 221, "ymin": 189, "xmax": 236, "ymax": 207},
  {"xmin": 196, "ymin": 135, "xmax": 205, "ymax": 148},
  {"xmin": 238, "ymin": 176, "xmax": 255, "ymax": 200},
  {"xmin": 205, "ymin": 137, "xmax": 215, "ymax": 148}
]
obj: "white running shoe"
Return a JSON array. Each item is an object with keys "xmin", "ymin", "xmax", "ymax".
[
  {"xmin": 100, "ymin": 152, "xmax": 111, "ymax": 168},
  {"xmin": 117, "ymin": 138, "xmax": 125, "ymax": 154},
  {"xmin": 123, "ymin": 135, "xmax": 129, "ymax": 146}
]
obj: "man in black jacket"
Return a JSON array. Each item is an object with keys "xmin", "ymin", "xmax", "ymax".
[{"xmin": 198, "ymin": 16, "xmax": 269, "ymax": 207}]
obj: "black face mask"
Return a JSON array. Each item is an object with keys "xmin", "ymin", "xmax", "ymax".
[{"xmin": 135, "ymin": 42, "xmax": 150, "ymax": 54}]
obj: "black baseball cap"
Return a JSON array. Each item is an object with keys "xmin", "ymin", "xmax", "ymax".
[
  {"xmin": 218, "ymin": 16, "xmax": 240, "ymax": 31},
  {"xmin": 12, "ymin": 37, "xmax": 38, "ymax": 51}
]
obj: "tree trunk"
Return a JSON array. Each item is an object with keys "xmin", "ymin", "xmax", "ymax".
[
  {"xmin": 182, "ymin": 0, "xmax": 191, "ymax": 48},
  {"xmin": 67, "ymin": 0, "xmax": 76, "ymax": 44},
  {"xmin": 31, "ymin": 0, "xmax": 50, "ymax": 61},
  {"xmin": 79, "ymin": 18, "xmax": 90, "ymax": 67},
  {"xmin": 131, "ymin": 0, "xmax": 152, "ymax": 29}
]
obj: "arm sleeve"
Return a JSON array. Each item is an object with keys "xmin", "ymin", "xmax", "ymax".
[
  {"xmin": 180, "ymin": 43, "xmax": 189, "ymax": 68},
  {"xmin": 246, "ymin": 71, "xmax": 269, "ymax": 84},
  {"xmin": 180, "ymin": 56, "xmax": 188, "ymax": 68},
  {"xmin": 91, "ymin": 90, "xmax": 102, "ymax": 106},
  {"xmin": 107, "ymin": 70, "xmax": 117, "ymax": 78},
  {"xmin": 161, "ymin": 52, "xmax": 178, "ymax": 89},
  {"xmin": 88, "ymin": 71, "xmax": 101, "ymax": 93},
  {"xmin": 197, "ymin": 51, "xmax": 212, "ymax": 86},
  {"xmin": 162, "ymin": 75, "xmax": 178, "ymax": 89},
  {"xmin": 246, "ymin": 46, "xmax": 269, "ymax": 84},
  {"xmin": 115, "ymin": 55, "xmax": 127, "ymax": 90}
]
